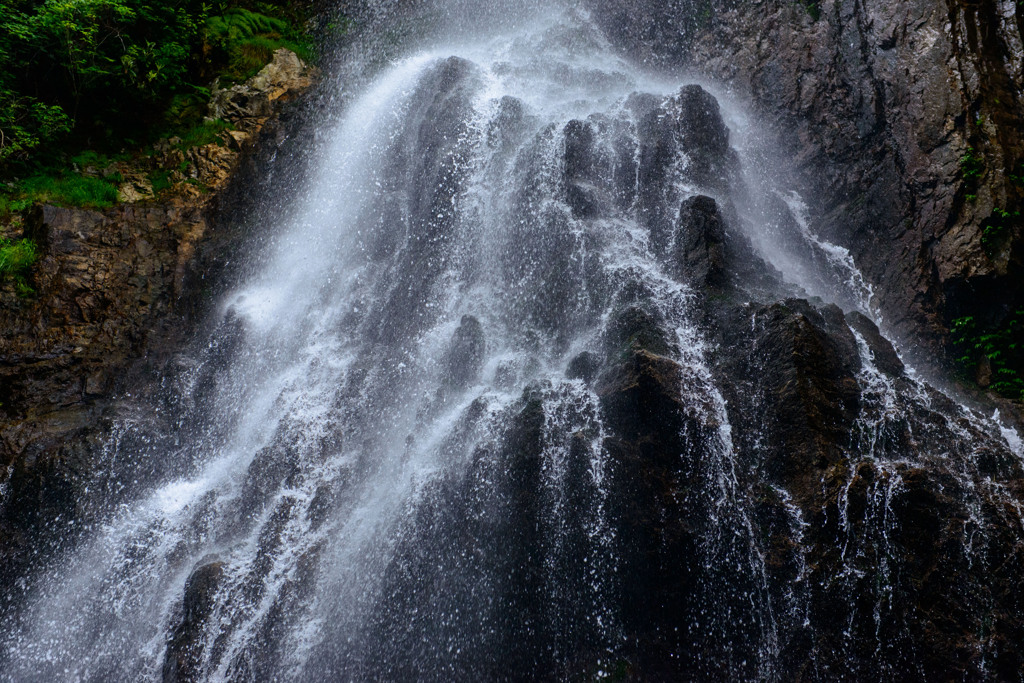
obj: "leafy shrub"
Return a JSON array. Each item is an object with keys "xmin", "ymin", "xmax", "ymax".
[
  {"xmin": 0, "ymin": 0, "xmax": 318, "ymax": 176},
  {"xmin": 0, "ymin": 91, "xmax": 72, "ymax": 167},
  {"xmin": 952, "ymin": 312, "xmax": 1024, "ymax": 399},
  {"xmin": 960, "ymin": 148, "xmax": 984, "ymax": 180},
  {"xmin": 204, "ymin": 7, "xmax": 313, "ymax": 83}
]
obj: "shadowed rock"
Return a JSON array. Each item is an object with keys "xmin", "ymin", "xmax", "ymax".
[
  {"xmin": 444, "ymin": 315, "xmax": 486, "ymax": 389},
  {"xmin": 164, "ymin": 561, "xmax": 225, "ymax": 683},
  {"xmin": 674, "ymin": 194, "xmax": 728, "ymax": 286},
  {"xmin": 566, "ymin": 350, "xmax": 601, "ymax": 384}
]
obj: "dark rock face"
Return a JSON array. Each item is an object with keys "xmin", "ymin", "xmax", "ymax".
[
  {"xmin": 589, "ymin": 0, "xmax": 1024, "ymax": 378},
  {"xmin": 704, "ymin": 290, "xmax": 1024, "ymax": 679},
  {"xmin": 846, "ymin": 309, "xmax": 905, "ymax": 377},
  {"xmin": 674, "ymin": 194, "xmax": 728, "ymax": 286},
  {"xmin": 720, "ymin": 299, "xmax": 862, "ymax": 492},
  {"xmin": 628, "ymin": 86, "xmax": 740, "ymax": 254},
  {"xmin": 566, "ymin": 350, "xmax": 600, "ymax": 383},
  {"xmin": 163, "ymin": 561, "xmax": 225, "ymax": 683},
  {"xmin": 0, "ymin": 201, "xmax": 209, "ymax": 589}
]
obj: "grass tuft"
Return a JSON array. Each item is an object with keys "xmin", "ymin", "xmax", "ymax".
[{"xmin": 0, "ymin": 238, "xmax": 39, "ymax": 296}]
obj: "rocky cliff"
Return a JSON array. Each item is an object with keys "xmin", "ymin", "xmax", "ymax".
[
  {"xmin": 591, "ymin": 0, "xmax": 1024, "ymax": 391},
  {"xmin": 0, "ymin": 49, "xmax": 319, "ymax": 593}
]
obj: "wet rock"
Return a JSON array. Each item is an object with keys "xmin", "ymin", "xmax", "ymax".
[
  {"xmin": 364, "ymin": 56, "xmax": 481, "ymax": 346},
  {"xmin": 493, "ymin": 360, "xmax": 518, "ymax": 390},
  {"xmin": 845, "ymin": 310, "xmax": 904, "ymax": 377},
  {"xmin": 565, "ymin": 182, "xmax": 600, "ymax": 219},
  {"xmin": 596, "ymin": 346, "xmax": 762, "ymax": 677},
  {"xmin": 237, "ymin": 441, "xmax": 302, "ymax": 521},
  {"xmin": 563, "ymin": 120, "xmax": 602, "ymax": 219},
  {"xmin": 486, "ymin": 95, "xmax": 528, "ymax": 151},
  {"xmin": 604, "ymin": 306, "xmax": 671, "ymax": 359},
  {"xmin": 587, "ymin": 0, "xmax": 1024, "ymax": 385},
  {"xmin": 715, "ymin": 299, "xmax": 861, "ymax": 497},
  {"xmin": 668, "ymin": 84, "xmax": 733, "ymax": 189},
  {"xmin": 444, "ymin": 315, "xmax": 486, "ymax": 388},
  {"xmin": 0, "ymin": 47, "xmax": 319, "ymax": 608},
  {"xmin": 630, "ymin": 84, "xmax": 740, "ymax": 254},
  {"xmin": 563, "ymin": 119, "xmax": 595, "ymax": 181},
  {"xmin": 565, "ymin": 350, "xmax": 600, "ymax": 384},
  {"xmin": 163, "ymin": 561, "xmax": 225, "ymax": 683},
  {"xmin": 674, "ymin": 194, "xmax": 728, "ymax": 287}
]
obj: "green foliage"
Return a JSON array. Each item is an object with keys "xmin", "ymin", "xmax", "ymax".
[
  {"xmin": 960, "ymin": 148, "xmax": 984, "ymax": 181},
  {"xmin": 1008, "ymin": 162, "xmax": 1024, "ymax": 187},
  {"xmin": 149, "ymin": 169, "xmax": 172, "ymax": 193},
  {"xmin": 952, "ymin": 312, "xmax": 1024, "ymax": 399},
  {"xmin": 0, "ymin": 236, "xmax": 38, "ymax": 296},
  {"xmin": 980, "ymin": 206, "xmax": 1020, "ymax": 252},
  {"xmin": 204, "ymin": 7, "xmax": 313, "ymax": 83},
  {"xmin": 0, "ymin": 91, "xmax": 72, "ymax": 166},
  {"xmin": 0, "ymin": 0, "xmax": 317, "ymax": 177},
  {"xmin": 981, "ymin": 222, "xmax": 1006, "ymax": 248},
  {"xmin": 0, "ymin": 237, "xmax": 36, "ymax": 274}
]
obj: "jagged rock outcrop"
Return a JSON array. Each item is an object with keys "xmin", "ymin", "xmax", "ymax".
[
  {"xmin": 590, "ymin": 0, "xmax": 1024, "ymax": 385},
  {"xmin": 209, "ymin": 49, "xmax": 319, "ymax": 122}
]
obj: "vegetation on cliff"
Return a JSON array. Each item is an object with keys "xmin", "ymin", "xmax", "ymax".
[
  {"xmin": 0, "ymin": 0, "xmax": 327, "ymax": 295},
  {"xmin": 952, "ymin": 312, "xmax": 1024, "ymax": 399},
  {"xmin": 0, "ymin": 0, "xmax": 316, "ymax": 172},
  {"xmin": 0, "ymin": 236, "xmax": 36, "ymax": 295}
]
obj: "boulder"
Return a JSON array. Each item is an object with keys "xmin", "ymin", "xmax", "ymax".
[{"xmin": 208, "ymin": 49, "xmax": 319, "ymax": 121}]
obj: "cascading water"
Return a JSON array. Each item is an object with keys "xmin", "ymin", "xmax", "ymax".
[{"xmin": 2, "ymin": 3, "xmax": 1023, "ymax": 681}]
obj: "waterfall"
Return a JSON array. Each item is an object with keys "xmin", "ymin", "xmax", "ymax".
[{"xmin": 2, "ymin": 4, "xmax": 1022, "ymax": 681}]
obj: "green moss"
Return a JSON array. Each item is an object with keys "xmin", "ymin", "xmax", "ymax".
[
  {"xmin": 173, "ymin": 119, "xmax": 234, "ymax": 149},
  {"xmin": 149, "ymin": 169, "xmax": 173, "ymax": 194},
  {"xmin": 798, "ymin": 0, "xmax": 821, "ymax": 20}
]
